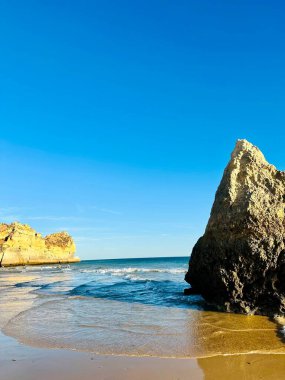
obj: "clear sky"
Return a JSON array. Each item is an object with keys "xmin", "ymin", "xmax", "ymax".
[{"xmin": 1, "ymin": 1, "xmax": 285, "ymax": 259}]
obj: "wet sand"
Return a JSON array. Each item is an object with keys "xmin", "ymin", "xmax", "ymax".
[
  {"xmin": 2, "ymin": 331, "xmax": 285, "ymax": 380},
  {"xmin": 2, "ymin": 269, "xmax": 285, "ymax": 379},
  {"xmin": 0, "ymin": 332, "xmax": 203, "ymax": 380}
]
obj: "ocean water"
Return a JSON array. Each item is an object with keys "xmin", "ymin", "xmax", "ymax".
[{"xmin": 1, "ymin": 257, "xmax": 285, "ymax": 358}]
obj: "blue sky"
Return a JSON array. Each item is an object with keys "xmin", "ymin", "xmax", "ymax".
[{"xmin": 1, "ymin": 1, "xmax": 285, "ymax": 259}]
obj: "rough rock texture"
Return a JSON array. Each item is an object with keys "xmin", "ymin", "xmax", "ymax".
[
  {"xmin": 0, "ymin": 222, "xmax": 80, "ymax": 266},
  {"xmin": 185, "ymin": 139, "xmax": 285, "ymax": 316}
]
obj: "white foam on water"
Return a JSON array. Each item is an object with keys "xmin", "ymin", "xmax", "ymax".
[{"xmin": 79, "ymin": 267, "xmax": 186, "ymax": 275}]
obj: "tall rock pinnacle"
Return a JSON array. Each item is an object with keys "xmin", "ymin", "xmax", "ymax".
[{"xmin": 185, "ymin": 139, "xmax": 285, "ymax": 316}]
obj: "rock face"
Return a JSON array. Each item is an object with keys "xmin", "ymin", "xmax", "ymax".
[
  {"xmin": 0, "ymin": 222, "xmax": 80, "ymax": 266},
  {"xmin": 185, "ymin": 139, "xmax": 285, "ymax": 316}
]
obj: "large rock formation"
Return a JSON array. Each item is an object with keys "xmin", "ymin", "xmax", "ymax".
[
  {"xmin": 0, "ymin": 222, "xmax": 80, "ymax": 266},
  {"xmin": 185, "ymin": 139, "xmax": 285, "ymax": 316}
]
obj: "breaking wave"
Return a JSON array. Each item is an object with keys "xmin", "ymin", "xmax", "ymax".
[{"xmin": 79, "ymin": 267, "xmax": 186, "ymax": 275}]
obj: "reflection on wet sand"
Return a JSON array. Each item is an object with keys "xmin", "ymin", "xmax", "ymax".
[
  {"xmin": 1, "ymin": 268, "xmax": 285, "ymax": 362},
  {"xmin": 0, "ymin": 273, "xmax": 39, "ymax": 328},
  {"xmin": 193, "ymin": 311, "xmax": 285, "ymax": 378},
  {"xmin": 3, "ymin": 294, "xmax": 285, "ymax": 358},
  {"xmin": 0, "ymin": 270, "xmax": 73, "ymax": 329},
  {"xmin": 188, "ymin": 310, "xmax": 285, "ymax": 357},
  {"xmin": 198, "ymin": 354, "xmax": 285, "ymax": 380}
]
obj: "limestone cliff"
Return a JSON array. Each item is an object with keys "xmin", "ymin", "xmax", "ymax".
[
  {"xmin": 185, "ymin": 139, "xmax": 285, "ymax": 316},
  {"xmin": 0, "ymin": 222, "xmax": 80, "ymax": 266}
]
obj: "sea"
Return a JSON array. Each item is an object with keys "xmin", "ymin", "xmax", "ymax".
[{"xmin": 1, "ymin": 257, "xmax": 285, "ymax": 358}]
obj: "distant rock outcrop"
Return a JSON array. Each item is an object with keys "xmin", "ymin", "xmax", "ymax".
[
  {"xmin": 0, "ymin": 222, "xmax": 80, "ymax": 266},
  {"xmin": 185, "ymin": 139, "xmax": 285, "ymax": 316}
]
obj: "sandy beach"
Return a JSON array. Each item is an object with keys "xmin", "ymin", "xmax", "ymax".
[
  {"xmin": 2, "ymin": 262, "xmax": 285, "ymax": 379},
  {"xmin": 2, "ymin": 0, "xmax": 285, "ymax": 377},
  {"xmin": 2, "ymin": 331, "xmax": 285, "ymax": 380}
]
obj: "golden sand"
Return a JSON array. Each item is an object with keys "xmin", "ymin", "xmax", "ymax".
[{"xmin": 2, "ymin": 332, "xmax": 285, "ymax": 380}]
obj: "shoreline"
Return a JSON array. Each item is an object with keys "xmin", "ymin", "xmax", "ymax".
[
  {"xmin": 2, "ymin": 262, "xmax": 285, "ymax": 378},
  {"xmin": 0, "ymin": 331, "xmax": 203, "ymax": 380},
  {"xmin": 6, "ymin": 322, "xmax": 285, "ymax": 360},
  {"xmin": 2, "ymin": 331, "xmax": 285, "ymax": 380}
]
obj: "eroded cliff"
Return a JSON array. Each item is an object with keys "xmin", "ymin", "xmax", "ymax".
[{"xmin": 0, "ymin": 222, "xmax": 80, "ymax": 266}]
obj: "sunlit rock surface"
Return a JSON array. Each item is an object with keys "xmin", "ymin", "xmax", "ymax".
[
  {"xmin": 0, "ymin": 222, "xmax": 79, "ymax": 266},
  {"xmin": 185, "ymin": 139, "xmax": 285, "ymax": 316}
]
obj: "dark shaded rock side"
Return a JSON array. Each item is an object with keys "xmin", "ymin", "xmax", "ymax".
[{"xmin": 185, "ymin": 139, "xmax": 285, "ymax": 316}]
